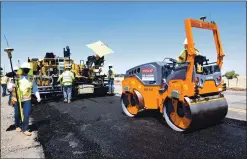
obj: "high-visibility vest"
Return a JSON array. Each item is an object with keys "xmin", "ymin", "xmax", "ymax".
[
  {"xmin": 177, "ymin": 48, "xmax": 200, "ymax": 63},
  {"xmin": 12, "ymin": 76, "xmax": 33, "ymax": 102},
  {"xmin": 1, "ymin": 76, "xmax": 8, "ymax": 84},
  {"xmin": 60, "ymin": 71, "xmax": 74, "ymax": 85},
  {"xmin": 108, "ymin": 69, "xmax": 115, "ymax": 79},
  {"xmin": 19, "ymin": 77, "xmax": 33, "ymax": 101},
  {"xmin": 16, "ymin": 68, "xmax": 33, "ymax": 76}
]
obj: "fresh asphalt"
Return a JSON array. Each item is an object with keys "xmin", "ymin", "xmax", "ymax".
[{"xmin": 30, "ymin": 86, "xmax": 247, "ymax": 159}]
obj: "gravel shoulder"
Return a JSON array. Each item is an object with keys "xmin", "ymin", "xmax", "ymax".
[{"xmin": 1, "ymin": 95, "xmax": 44, "ymax": 158}]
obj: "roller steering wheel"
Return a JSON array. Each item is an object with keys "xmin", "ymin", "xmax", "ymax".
[{"xmin": 163, "ymin": 58, "xmax": 177, "ymax": 69}]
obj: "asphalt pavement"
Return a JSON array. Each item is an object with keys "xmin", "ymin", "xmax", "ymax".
[{"xmin": 30, "ymin": 86, "xmax": 247, "ymax": 159}]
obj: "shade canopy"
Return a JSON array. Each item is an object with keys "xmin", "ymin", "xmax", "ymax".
[{"xmin": 86, "ymin": 41, "xmax": 114, "ymax": 57}]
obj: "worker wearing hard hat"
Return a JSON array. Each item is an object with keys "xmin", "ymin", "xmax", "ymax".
[
  {"xmin": 107, "ymin": 64, "xmax": 115, "ymax": 94},
  {"xmin": 7, "ymin": 66, "xmax": 19, "ymax": 105},
  {"xmin": 1, "ymin": 73, "xmax": 9, "ymax": 97},
  {"xmin": 177, "ymin": 38, "xmax": 200, "ymax": 63},
  {"xmin": 57, "ymin": 64, "xmax": 75, "ymax": 103},
  {"xmin": 11, "ymin": 62, "xmax": 41, "ymax": 136}
]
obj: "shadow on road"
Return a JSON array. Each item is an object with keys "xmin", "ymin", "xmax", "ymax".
[{"xmin": 5, "ymin": 119, "xmax": 50, "ymax": 132}]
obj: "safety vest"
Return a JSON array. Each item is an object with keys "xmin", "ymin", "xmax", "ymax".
[
  {"xmin": 16, "ymin": 68, "xmax": 33, "ymax": 76},
  {"xmin": 60, "ymin": 71, "xmax": 74, "ymax": 86},
  {"xmin": 177, "ymin": 48, "xmax": 200, "ymax": 63},
  {"xmin": 12, "ymin": 76, "xmax": 33, "ymax": 102},
  {"xmin": 108, "ymin": 69, "xmax": 115, "ymax": 79},
  {"xmin": 1, "ymin": 76, "xmax": 8, "ymax": 84},
  {"xmin": 11, "ymin": 69, "xmax": 34, "ymax": 103}
]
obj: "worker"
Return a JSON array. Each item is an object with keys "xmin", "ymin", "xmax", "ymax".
[
  {"xmin": 11, "ymin": 62, "xmax": 41, "ymax": 136},
  {"xmin": 1, "ymin": 74, "xmax": 9, "ymax": 97},
  {"xmin": 57, "ymin": 64, "xmax": 75, "ymax": 103},
  {"xmin": 107, "ymin": 64, "xmax": 115, "ymax": 94},
  {"xmin": 177, "ymin": 38, "xmax": 200, "ymax": 63},
  {"xmin": 95, "ymin": 55, "xmax": 104, "ymax": 67},
  {"xmin": 7, "ymin": 66, "xmax": 19, "ymax": 105}
]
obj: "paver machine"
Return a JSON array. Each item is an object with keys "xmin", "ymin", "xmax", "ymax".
[
  {"xmin": 29, "ymin": 41, "xmax": 114, "ymax": 100},
  {"xmin": 121, "ymin": 17, "xmax": 228, "ymax": 132}
]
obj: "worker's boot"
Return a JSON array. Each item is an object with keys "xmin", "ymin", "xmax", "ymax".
[
  {"xmin": 23, "ymin": 131, "xmax": 32, "ymax": 136},
  {"xmin": 68, "ymin": 99, "xmax": 71, "ymax": 103},
  {"xmin": 16, "ymin": 127, "xmax": 22, "ymax": 132},
  {"xmin": 64, "ymin": 99, "xmax": 67, "ymax": 102}
]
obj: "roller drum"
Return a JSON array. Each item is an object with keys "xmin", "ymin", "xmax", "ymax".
[
  {"xmin": 189, "ymin": 97, "xmax": 228, "ymax": 130},
  {"xmin": 163, "ymin": 97, "xmax": 228, "ymax": 132}
]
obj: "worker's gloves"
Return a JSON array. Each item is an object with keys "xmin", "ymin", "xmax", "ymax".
[
  {"xmin": 37, "ymin": 97, "xmax": 41, "ymax": 103},
  {"xmin": 35, "ymin": 92, "xmax": 41, "ymax": 103}
]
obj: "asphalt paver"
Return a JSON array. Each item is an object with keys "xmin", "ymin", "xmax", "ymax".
[{"xmin": 31, "ymin": 95, "xmax": 247, "ymax": 159}]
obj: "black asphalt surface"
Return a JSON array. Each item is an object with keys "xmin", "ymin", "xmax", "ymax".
[{"xmin": 31, "ymin": 95, "xmax": 247, "ymax": 159}]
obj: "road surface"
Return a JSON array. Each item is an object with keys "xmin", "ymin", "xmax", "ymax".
[{"xmin": 29, "ymin": 87, "xmax": 246, "ymax": 159}]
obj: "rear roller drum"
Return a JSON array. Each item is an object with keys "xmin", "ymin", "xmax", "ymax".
[{"xmin": 121, "ymin": 92, "xmax": 140, "ymax": 117}]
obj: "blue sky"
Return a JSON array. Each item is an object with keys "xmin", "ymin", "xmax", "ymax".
[{"xmin": 1, "ymin": 2, "xmax": 246, "ymax": 75}]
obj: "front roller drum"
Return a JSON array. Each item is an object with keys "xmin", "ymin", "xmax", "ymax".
[{"xmin": 163, "ymin": 97, "xmax": 228, "ymax": 132}]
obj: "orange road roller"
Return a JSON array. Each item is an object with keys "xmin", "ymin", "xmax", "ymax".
[{"xmin": 121, "ymin": 17, "xmax": 228, "ymax": 132}]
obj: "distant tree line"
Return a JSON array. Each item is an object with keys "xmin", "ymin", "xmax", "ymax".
[{"xmin": 223, "ymin": 70, "xmax": 239, "ymax": 87}]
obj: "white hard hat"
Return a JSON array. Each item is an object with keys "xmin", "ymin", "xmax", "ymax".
[
  {"xmin": 21, "ymin": 62, "xmax": 31, "ymax": 69},
  {"xmin": 13, "ymin": 66, "xmax": 19, "ymax": 71},
  {"xmin": 183, "ymin": 38, "xmax": 188, "ymax": 45},
  {"xmin": 108, "ymin": 64, "xmax": 113, "ymax": 67}
]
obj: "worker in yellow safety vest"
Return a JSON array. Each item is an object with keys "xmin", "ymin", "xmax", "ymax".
[
  {"xmin": 1, "ymin": 74, "xmax": 9, "ymax": 97},
  {"xmin": 57, "ymin": 64, "xmax": 75, "ymax": 103},
  {"xmin": 107, "ymin": 64, "xmax": 115, "ymax": 94},
  {"xmin": 10, "ymin": 62, "xmax": 41, "ymax": 136},
  {"xmin": 177, "ymin": 38, "xmax": 200, "ymax": 63}
]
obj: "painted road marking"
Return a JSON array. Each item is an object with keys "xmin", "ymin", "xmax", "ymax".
[
  {"xmin": 228, "ymin": 107, "xmax": 246, "ymax": 113},
  {"xmin": 114, "ymin": 94, "xmax": 246, "ymax": 114}
]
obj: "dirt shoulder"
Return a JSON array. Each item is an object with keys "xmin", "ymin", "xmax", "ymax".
[
  {"xmin": 1, "ymin": 95, "xmax": 44, "ymax": 158},
  {"xmin": 227, "ymin": 88, "xmax": 246, "ymax": 92}
]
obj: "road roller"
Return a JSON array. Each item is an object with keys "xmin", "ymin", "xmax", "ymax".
[{"xmin": 120, "ymin": 17, "xmax": 228, "ymax": 132}]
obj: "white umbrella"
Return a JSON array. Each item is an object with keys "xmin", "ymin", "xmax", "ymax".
[{"xmin": 86, "ymin": 40, "xmax": 114, "ymax": 57}]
